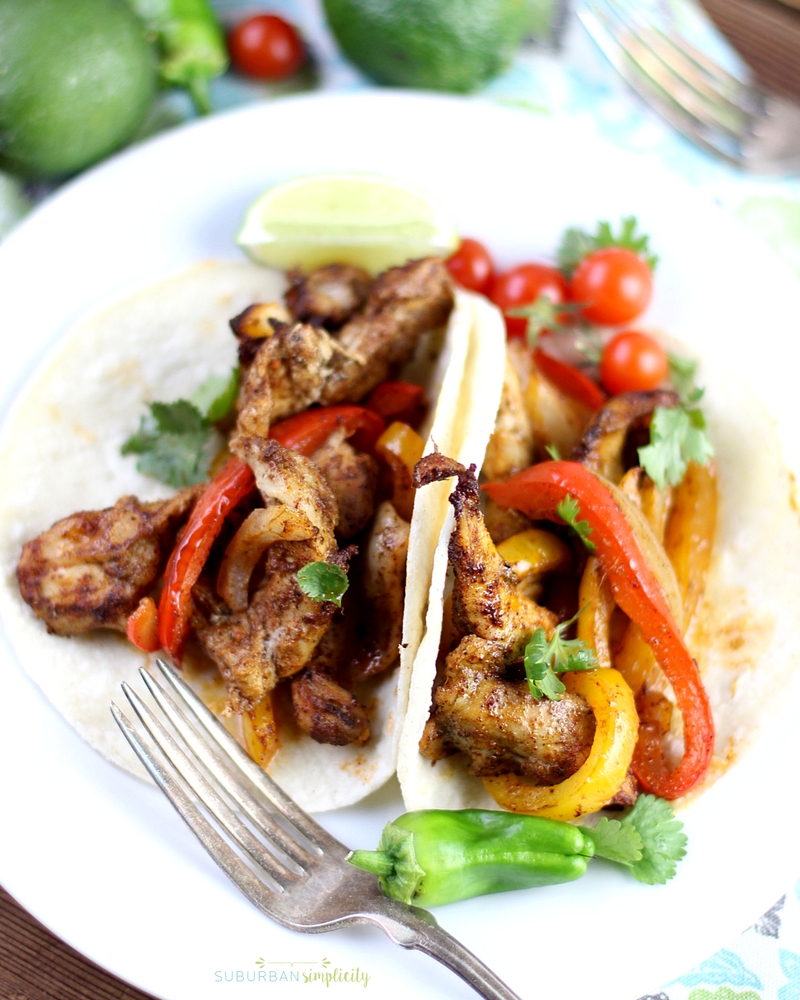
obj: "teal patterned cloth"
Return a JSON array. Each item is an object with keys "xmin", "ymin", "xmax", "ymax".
[{"xmin": 3, "ymin": 2, "xmax": 800, "ymax": 996}]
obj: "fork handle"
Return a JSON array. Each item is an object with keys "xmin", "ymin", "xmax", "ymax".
[{"xmin": 368, "ymin": 902, "xmax": 522, "ymax": 1000}]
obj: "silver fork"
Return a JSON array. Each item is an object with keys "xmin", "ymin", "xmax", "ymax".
[
  {"xmin": 110, "ymin": 660, "xmax": 522, "ymax": 1000},
  {"xmin": 578, "ymin": 0, "xmax": 800, "ymax": 174}
]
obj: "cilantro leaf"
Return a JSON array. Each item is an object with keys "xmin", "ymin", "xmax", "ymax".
[
  {"xmin": 524, "ymin": 621, "xmax": 598, "ymax": 701},
  {"xmin": 557, "ymin": 216, "xmax": 657, "ymax": 275},
  {"xmin": 557, "ymin": 227, "xmax": 599, "ymax": 275},
  {"xmin": 666, "ymin": 352, "xmax": 699, "ymax": 404},
  {"xmin": 556, "ymin": 494, "xmax": 596, "ymax": 552},
  {"xmin": 121, "ymin": 399, "xmax": 216, "ymax": 487},
  {"xmin": 297, "ymin": 561, "xmax": 349, "ymax": 607},
  {"xmin": 583, "ymin": 816, "xmax": 644, "ymax": 865},
  {"xmin": 191, "ymin": 366, "xmax": 240, "ymax": 423},
  {"xmin": 638, "ymin": 404, "xmax": 714, "ymax": 489},
  {"xmin": 121, "ymin": 368, "xmax": 241, "ymax": 488},
  {"xmin": 581, "ymin": 795, "xmax": 687, "ymax": 884}
]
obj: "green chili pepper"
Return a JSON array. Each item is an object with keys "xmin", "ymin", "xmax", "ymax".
[
  {"xmin": 348, "ymin": 809, "xmax": 593, "ymax": 908},
  {"xmin": 128, "ymin": 0, "xmax": 228, "ymax": 114},
  {"xmin": 348, "ymin": 797, "xmax": 688, "ymax": 907}
]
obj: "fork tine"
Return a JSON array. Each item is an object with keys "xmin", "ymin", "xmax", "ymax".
[
  {"xmin": 578, "ymin": 3, "xmax": 746, "ymax": 166},
  {"xmin": 589, "ymin": 0, "xmax": 751, "ymax": 139},
  {"xmin": 111, "ymin": 700, "xmax": 297, "ymax": 908},
  {"xmin": 138, "ymin": 666, "xmax": 320, "ymax": 867},
  {"xmin": 118, "ymin": 683, "xmax": 301, "ymax": 887},
  {"xmin": 151, "ymin": 659, "xmax": 343, "ymax": 853},
  {"xmin": 605, "ymin": 0, "xmax": 760, "ymax": 115}
]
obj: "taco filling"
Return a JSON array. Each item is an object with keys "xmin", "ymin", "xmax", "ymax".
[
  {"xmin": 400, "ymin": 222, "xmax": 732, "ymax": 821},
  {"xmin": 15, "ymin": 256, "xmax": 455, "ymax": 769}
]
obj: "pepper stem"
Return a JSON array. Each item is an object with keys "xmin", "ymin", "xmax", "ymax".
[
  {"xmin": 187, "ymin": 75, "xmax": 212, "ymax": 116},
  {"xmin": 347, "ymin": 849, "xmax": 395, "ymax": 877}
]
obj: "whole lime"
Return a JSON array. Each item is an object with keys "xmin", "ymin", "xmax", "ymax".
[
  {"xmin": 0, "ymin": 0, "xmax": 158, "ymax": 179},
  {"xmin": 322, "ymin": 0, "xmax": 530, "ymax": 92}
]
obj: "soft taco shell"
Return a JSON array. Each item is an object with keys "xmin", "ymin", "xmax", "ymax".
[
  {"xmin": 0, "ymin": 259, "xmax": 474, "ymax": 812},
  {"xmin": 398, "ymin": 326, "xmax": 800, "ymax": 812}
]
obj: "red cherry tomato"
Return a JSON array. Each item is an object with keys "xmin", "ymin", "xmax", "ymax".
[
  {"xmin": 569, "ymin": 247, "xmax": 652, "ymax": 326},
  {"xmin": 228, "ymin": 14, "xmax": 305, "ymax": 81},
  {"xmin": 446, "ymin": 238, "xmax": 494, "ymax": 295},
  {"xmin": 489, "ymin": 263, "xmax": 568, "ymax": 339},
  {"xmin": 599, "ymin": 331, "xmax": 668, "ymax": 395}
]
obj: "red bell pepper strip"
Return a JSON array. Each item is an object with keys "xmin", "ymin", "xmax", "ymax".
[
  {"xmin": 483, "ymin": 460, "xmax": 714, "ymax": 799},
  {"xmin": 127, "ymin": 596, "xmax": 161, "ymax": 653},
  {"xmin": 268, "ymin": 405, "xmax": 385, "ymax": 456},
  {"xmin": 157, "ymin": 456, "xmax": 255, "ymax": 659},
  {"xmin": 533, "ymin": 347, "xmax": 607, "ymax": 413},
  {"xmin": 365, "ymin": 381, "xmax": 427, "ymax": 429}
]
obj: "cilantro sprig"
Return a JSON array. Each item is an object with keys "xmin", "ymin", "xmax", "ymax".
[
  {"xmin": 580, "ymin": 794, "xmax": 687, "ymax": 885},
  {"xmin": 635, "ymin": 350, "xmax": 713, "ymax": 489},
  {"xmin": 121, "ymin": 367, "xmax": 239, "ymax": 488},
  {"xmin": 297, "ymin": 561, "xmax": 349, "ymax": 608},
  {"xmin": 557, "ymin": 216, "xmax": 658, "ymax": 275},
  {"xmin": 524, "ymin": 611, "xmax": 598, "ymax": 701},
  {"xmin": 556, "ymin": 495, "xmax": 595, "ymax": 552}
]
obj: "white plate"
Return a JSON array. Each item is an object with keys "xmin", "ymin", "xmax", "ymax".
[{"xmin": 1, "ymin": 91, "xmax": 800, "ymax": 1000}]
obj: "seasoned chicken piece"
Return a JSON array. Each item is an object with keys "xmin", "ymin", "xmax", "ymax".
[
  {"xmin": 17, "ymin": 487, "xmax": 201, "ymax": 636},
  {"xmin": 572, "ymin": 389, "xmax": 679, "ymax": 483},
  {"xmin": 350, "ymin": 500, "xmax": 410, "ymax": 682},
  {"xmin": 290, "ymin": 668, "xmax": 370, "ymax": 745},
  {"xmin": 285, "ymin": 264, "xmax": 372, "ymax": 329},
  {"xmin": 236, "ymin": 321, "xmax": 347, "ymax": 437},
  {"xmin": 230, "ymin": 302, "xmax": 292, "ymax": 368},
  {"xmin": 318, "ymin": 257, "xmax": 454, "ymax": 406},
  {"xmin": 414, "ymin": 453, "xmax": 556, "ymax": 655},
  {"xmin": 194, "ymin": 438, "xmax": 343, "ymax": 711},
  {"xmin": 419, "ymin": 635, "xmax": 595, "ymax": 782},
  {"xmin": 235, "ymin": 259, "xmax": 453, "ymax": 438},
  {"xmin": 310, "ymin": 428, "xmax": 380, "ymax": 540}
]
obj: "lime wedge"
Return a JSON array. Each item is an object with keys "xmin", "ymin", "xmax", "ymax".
[{"xmin": 236, "ymin": 172, "xmax": 459, "ymax": 274}]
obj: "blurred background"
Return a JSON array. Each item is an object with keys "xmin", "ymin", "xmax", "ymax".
[{"xmin": 1, "ymin": 0, "xmax": 800, "ymax": 276}]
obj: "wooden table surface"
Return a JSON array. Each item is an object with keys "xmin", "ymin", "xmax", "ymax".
[
  {"xmin": 0, "ymin": 886, "xmax": 156, "ymax": 1000},
  {"xmin": 4, "ymin": 1, "xmax": 800, "ymax": 998}
]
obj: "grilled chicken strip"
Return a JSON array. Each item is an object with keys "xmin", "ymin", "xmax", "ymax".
[
  {"xmin": 194, "ymin": 438, "xmax": 343, "ymax": 711},
  {"xmin": 572, "ymin": 389, "xmax": 679, "ymax": 483},
  {"xmin": 414, "ymin": 453, "xmax": 556, "ymax": 653},
  {"xmin": 285, "ymin": 264, "xmax": 372, "ymax": 329},
  {"xmin": 236, "ymin": 320, "xmax": 346, "ymax": 437},
  {"xmin": 234, "ymin": 258, "xmax": 453, "ymax": 438},
  {"xmin": 318, "ymin": 257, "xmax": 454, "ymax": 406},
  {"xmin": 17, "ymin": 487, "xmax": 201, "ymax": 636},
  {"xmin": 350, "ymin": 500, "xmax": 411, "ymax": 682},
  {"xmin": 291, "ymin": 667, "xmax": 370, "ymax": 745},
  {"xmin": 419, "ymin": 636, "xmax": 595, "ymax": 782},
  {"xmin": 413, "ymin": 454, "xmax": 594, "ymax": 781},
  {"xmin": 310, "ymin": 428, "xmax": 380, "ymax": 540}
]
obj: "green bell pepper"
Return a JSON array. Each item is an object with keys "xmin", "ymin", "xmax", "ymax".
[{"xmin": 128, "ymin": 0, "xmax": 228, "ymax": 114}]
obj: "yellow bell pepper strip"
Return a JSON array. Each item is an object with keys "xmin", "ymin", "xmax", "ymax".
[
  {"xmin": 663, "ymin": 460, "xmax": 717, "ymax": 630},
  {"xmin": 483, "ymin": 667, "xmax": 639, "ymax": 820},
  {"xmin": 576, "ymin": 556, "xmax": 614, "ymax": 670},
  {"xmin": 241, "ymin": 694, "xmax": 279, "ymax": 769},
  {"xmin": 375, "ymin": 421, "xmax": 425, "ymax": 522},
  {"xmin": 484, "ymin": 460, "xmax": 715, "ymax": 800},
  {"xmin": 348, "ymin": 795, "xmax": 687, "ymax": 905},
  {"xmin": 496, "ymin": 527, "xmax": 572, "ymax": 580}
]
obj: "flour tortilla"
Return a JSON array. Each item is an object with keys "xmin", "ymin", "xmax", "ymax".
[
  {"xmin": 398, "ymin": 328, "xmax": 800, "ymax": 813},
  {"xmin": 0, "ymin": 259, "xmax": 475, "ymax": 811}
]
